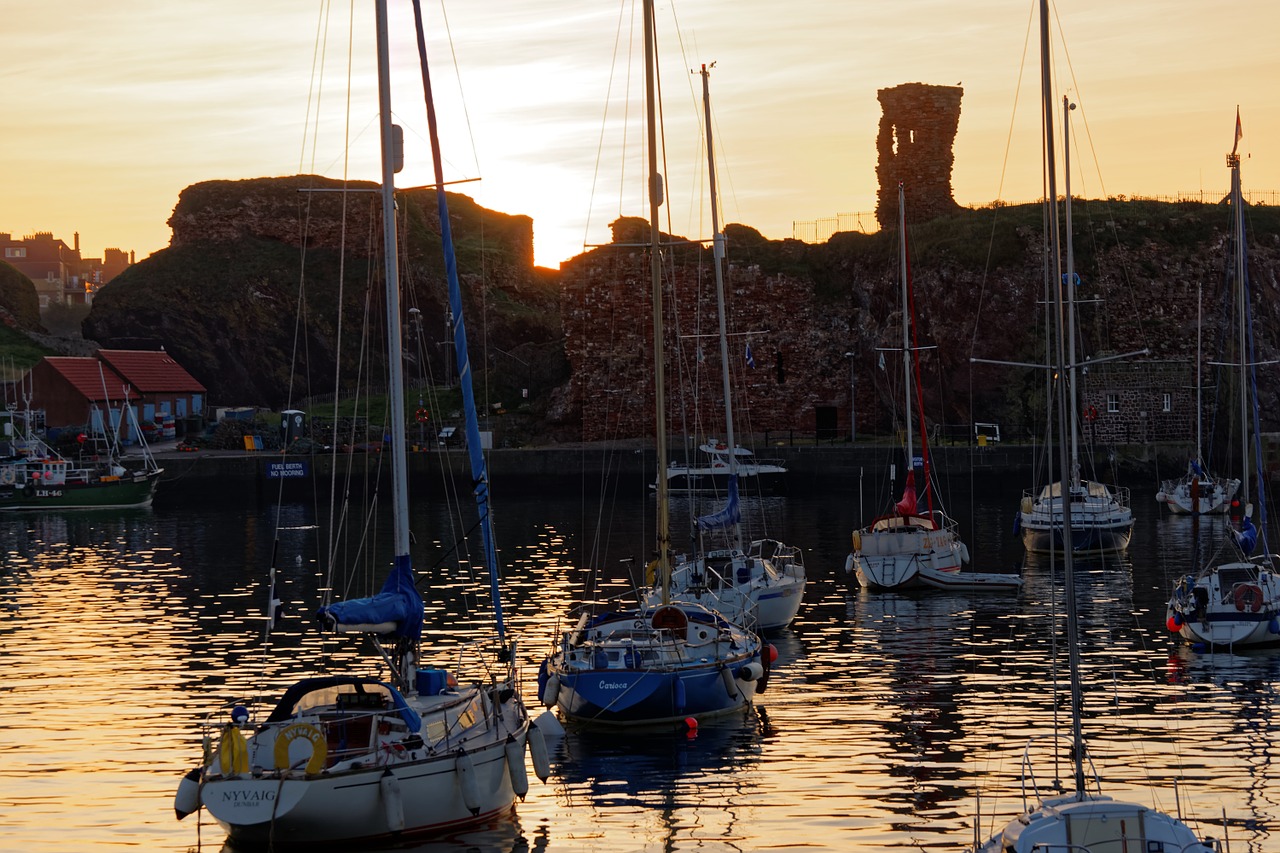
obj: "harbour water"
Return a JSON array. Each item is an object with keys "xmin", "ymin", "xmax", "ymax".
[{"xmin": 1, "ymin": 467, "xmax": 1277, "ymax": 851}]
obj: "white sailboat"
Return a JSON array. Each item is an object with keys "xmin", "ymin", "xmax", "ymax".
[
  {"xmin": 1015, "ymin": 81, "xmax": 1134, "ymax": 557},
  {"xmin": 660, "ymin": 441, "xmax": 788, "ymax": 496},
  {"xmin": 648, "ymin": 64, "xmax": 805, "ymax": 634},
  {"xmin": 173, "ymin": 4, "xmax": 538, "ymax": 844},
  {"xmin": 539, "ymin": 0, "xmax": 767, "ymax": 727},
  {"xmin": 1157, "ymin": 287, "xmax": 1241, "ymax": 515},
  {"xmin": 977, "ymin": 6, "xmax": 1221, "ymax": 850},
  {"xmin": 1166, "ymin": 118, "xmax": 1280, "ymax": 649},
  {"xmin": 850, "ymin": 184, "xmax": 1017, "ymax": 593}
]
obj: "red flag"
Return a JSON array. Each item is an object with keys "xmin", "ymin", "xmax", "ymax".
[
  {"xmin": 1232, "ymin": 107, "xmax": 1242, "ymax": 155},
  {"xmin": 895, "ymin": 471, "xmax": 918, "ymax": 517}
]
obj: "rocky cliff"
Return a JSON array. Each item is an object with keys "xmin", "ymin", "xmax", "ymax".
[
  {"xmin": 76, "ymin": 177, "xmax": 1280, "ymax": 447},
  {"xmin": 82, "ymin": 176, "xmax": 563, "ymax": 414}
]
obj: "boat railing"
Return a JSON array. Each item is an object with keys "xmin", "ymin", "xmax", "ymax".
[{"xmin": 1017, "ymin": 734, "xmax": 1103, "ymax": 808}]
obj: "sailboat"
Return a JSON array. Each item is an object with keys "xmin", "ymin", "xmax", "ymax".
[
  {"xmin": 172, "ymin": 3, "xmax": 538, "ymax": 844},
  {"xmin": 646, "ymin": 64, "xmax": 805, "ymax": 634},
  {"xmin": 1015, "ymin": 81, "xmax": 1134, "ymax": 557},
  {"xmin": 539, "ymin": 1, "xmax": 767, "ymax": 726},
  {"xmin": 1166, "ymin": 119, "xmax": 1280, "ymax": 649},
  {"xmin": 850, "ymin": 184, "xmax": 1017, "ymax": 593},
  {"xmin": 976, "ymin": 6, "xmax": 1220, "ymax": 850},
  {"xmin": 1157, "ymin": 286, "xmax": 1241, "ymax": 514}
]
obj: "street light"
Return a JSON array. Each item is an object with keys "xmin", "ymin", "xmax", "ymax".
[{"xmin": 843, "ymin": 351, "xmax": 856, "ymax": 443}]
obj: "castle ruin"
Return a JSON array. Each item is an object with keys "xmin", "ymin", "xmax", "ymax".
[{"xmin": 875, "ymin": 83, "xmax": 963, "ymax": 228}]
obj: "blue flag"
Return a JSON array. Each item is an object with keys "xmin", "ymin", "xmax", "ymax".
[{"xmin": 745, "ymin": 342, "xmax": 755, "ymax": 369}]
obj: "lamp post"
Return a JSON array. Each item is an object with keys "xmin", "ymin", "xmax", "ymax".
[{"xmin": 843, "ymin": 351, "xmax": 856, "ymax": 443}]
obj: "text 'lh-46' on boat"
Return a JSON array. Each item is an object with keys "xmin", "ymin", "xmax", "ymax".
[
  {"xmin": 975, "ymin": 7, "xmax": 1223, "ymax": 851},
  {"xmin": 539, "ymin": 1, "xmax": 769, "ymax": 728},
  {"xmin": 1166, "ymin": 114, "xmax": 1280, "ymax": 651},
  {"xmin": 173, "ymin": 3, "xmax": 539, "ymax": 845}
]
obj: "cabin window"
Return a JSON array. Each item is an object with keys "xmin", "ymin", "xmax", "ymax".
[{"xmin": 1106, "ymin": 393, "xmax": 1119, "ymax": 414}]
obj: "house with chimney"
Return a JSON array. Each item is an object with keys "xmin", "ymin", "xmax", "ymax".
[{"xmin": 0, "ymin": 231, "xmax": 134, "ymax": 306}]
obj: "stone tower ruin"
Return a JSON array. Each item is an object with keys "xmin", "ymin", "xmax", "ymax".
[{"xmin": 875, "ymin": 82, "xmax": 963, "ymax": 228}]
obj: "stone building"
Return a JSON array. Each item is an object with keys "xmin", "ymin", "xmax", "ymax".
[{"xmin": 875, "ymin": 83, "xmax": 964, "ymax": 228}]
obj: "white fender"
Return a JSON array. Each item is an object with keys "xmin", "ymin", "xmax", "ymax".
[
  {"xmin": 957, "ymin": 542, "xmax": 970, "ymax": 564},
  {"xmin": 540, "ymin": 673, "xmax": 560, "ymax": 709},
  {"xmin": 843, "ymin": 552, "xmax": 855, "ymax": 574},
  {"xmin": 533, "ymin": 709, "xmax": 564, "ymax": 738},
  {"xmin": 505, "ymin": 736, "xmax": 529, "ymax": 799},
  {"xmin": 720, "ymin": 666, "xmax": 740, "ymax": 699},
  {"xmin": 173, "ymin": 767, "xmax": 202, "ymax": 820},
  {"xmin": 379, "ymin": 770, "xmax": 404, "ymax": 832},
  {"xmin": 456, "ymin": 751, "xmax": 481, "ymax": 815},
  {"xmin": 527, "ymin": 724, "xmax": 551, "ymax": 782},
  {"xmin": 736, "ymin": 662, "xmax": 764, "ymax": 682}
]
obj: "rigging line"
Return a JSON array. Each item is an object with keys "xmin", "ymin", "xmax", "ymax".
[{"xmin": 583, "ymin": 0, "xmax": 633, "ymax": 252}]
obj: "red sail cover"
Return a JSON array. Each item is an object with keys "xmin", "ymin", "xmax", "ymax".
[{"xmin": 895, "ymin": 471, "xmax": 917, "ymax": 517}]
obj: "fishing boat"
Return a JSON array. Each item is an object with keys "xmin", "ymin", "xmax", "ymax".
[
  {"xmin": 975, "ymin": 7, "xmax": 1221, "ymax": 850},
  {"xmin": 172, "ymin": 3, "xmax": 538, "ymax": 844},
  {"xmin": 849, "ymin": 184, "xmax": 1014, "ymax": 592},
  {"xmin": 645, "ymin": 65, "xmax": 805, "ymax": 634},
  {"xmin": 1157, "ymin": 287, "xmax": 1241, "ymax": 514},
  {"xmin": 1015, "ymin": 82, "xmax": 1134, "ymax": 557},
  {"xmin": 1166, "ymin": 118, "xmax": 1280, "ymax": 649},
  {"xmin": 0, "ymin": 402, "xmax": 161, "ymax": 510},
  {"xmin": 539, "ymin": 1, "xmax": 768, "ymax": 727}
]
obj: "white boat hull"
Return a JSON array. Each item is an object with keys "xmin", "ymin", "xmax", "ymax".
[
  {"xmin": 1167, "ymin": 561, "xmax": 1280, "ymax": 648},
  {"xmin": 204, "ymin": 735, "xmax": 518, "ymax": 846},
  {"xmin": 852, "ymin": 515, "xmax": 968, "ymax": 591},
  {"xmin": 649, "ymin": 544, "xmax": 806, "ymax": 633},
  {"xmin": 1157, "ymin": 475, "xmax": 1240, "ymax": 515}
]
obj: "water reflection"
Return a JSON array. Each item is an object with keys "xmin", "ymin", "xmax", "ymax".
[{"xmin": 2, "ymin": 483, "xmax": 1280, "ymax": 850}]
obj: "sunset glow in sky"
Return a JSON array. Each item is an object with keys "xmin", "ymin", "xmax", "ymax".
[{"xmin": 4, "ymin": 1, "xmax": 1279, "ymax": 269}]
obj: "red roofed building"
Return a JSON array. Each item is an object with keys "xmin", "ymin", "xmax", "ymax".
[{"xmin": 24, "ymin": 349, "xmax": 206, "ymax": 436}]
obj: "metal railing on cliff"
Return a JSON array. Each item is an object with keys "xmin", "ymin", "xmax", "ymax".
[{"xmin": 792, "ymin": 190, "xmax": 1280, "ymax": 244}]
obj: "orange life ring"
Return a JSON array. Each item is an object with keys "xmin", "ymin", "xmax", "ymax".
[
  {"xmin": 1083, "ymin": 405, "xmax": 1098, "ymax": 422},
  {"xmin": 1234, "ymin": 583, "xmax": 1264, "ymax": 613},
  {"xmin": 414, "ymin": 408, "xmax": 430, "ymax": 423}
]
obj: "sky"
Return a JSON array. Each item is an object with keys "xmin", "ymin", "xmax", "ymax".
[{"xmin": 3, "ymin": 1, "xmax": 1279, "ymax": 270}]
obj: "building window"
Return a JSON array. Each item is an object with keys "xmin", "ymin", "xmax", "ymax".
[
  {"xmin": 1162, "ymin": 393, "xmax": 1171, "ymax": 413},
  {"xmin": 1107, "ymin": 393, "xmax": 1119, "ymax": 414},
  {"xmin": 4, "ymin": 248, "xmax": 26, "ymax": 258}
]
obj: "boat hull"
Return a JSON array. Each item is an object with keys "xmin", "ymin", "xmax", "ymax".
[
  {"xmin": 0, "ymin": 469, "xmax": 161, "ymax": 510},
  {"xmin": 852, "ymin": 517, "xmax": 968, "ymax": 591},
  {"xmin": 204, "ymin": 734, "xmax": 519, "ymax": 846},
  {"xmin": 553, "ymin": 664, "xmax": 757, "ymax": 725},
  {"xmin": 1168, "ymin": 562, "xmax": 1280, "ymax": 648},
  {"xmin": 1019, "ymin": 522, "xmax": 1132, "ymax": 555},
  {"xmin": 1157, "ymin": 476, "xmax": 1240, "ymax": 515},
  {"xmin": 978, "ymin": 793, "xmax": 1216, "ymax": 853}
]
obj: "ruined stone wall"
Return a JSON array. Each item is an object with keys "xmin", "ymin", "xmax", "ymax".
[
  {"xmin": 875, "ymin": 83, "xmax": 963, "ymax": 228},
  {"xmin": 558, "ymin": 219, "xmax": 849, "ymax": 443}
]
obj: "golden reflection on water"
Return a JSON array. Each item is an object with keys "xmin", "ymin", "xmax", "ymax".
[{"xmin": 0, "ymin": 487, "xmax": 1277, "ymax": 851}]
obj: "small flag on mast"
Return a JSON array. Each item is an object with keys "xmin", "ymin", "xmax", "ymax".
[
  {"xmin": 1232, "ymin": 106, "xmax": 1242, "ymax": 155},
  {"xmin": 745, "ymin": 342, "xmax": 755, "ymax": 369}
]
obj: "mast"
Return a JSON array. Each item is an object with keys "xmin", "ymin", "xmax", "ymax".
[
  {"xmin": 643, "ymin": 0, "xmax": 671, "ymax": 603},
  {"xmin": 1063, "ymin": 96, "xmax": 1081, "ymax": 489},
  {"xmin": 374, "ymin": 0, "xmax": 410, "ymax": 565},
  {"xmin": 1040, "ymin": 0, "xmax": 1086, "ymax": 797},
  {"xmin": 898, "ymin": 184, "xmax": 914, "ymax": 476},
  {"xmin": 700, "ymin": 63, "xmax": 741, "ymax": 553},
  {"xmin": 410, "ymin": 0, "xmax": 506, "ymax": 642},
  {"xmin": 1230, "ymin": 151, "xmax": 1248, "ymax": 505}
]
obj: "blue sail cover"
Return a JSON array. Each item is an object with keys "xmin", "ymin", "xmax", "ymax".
[
  {"xmin": 1234, "ymin": 516, "xmax": 1259, "ymax": 555},
  {"xmin": 317, "ymin": 554, "xmax": 423, "ymax": 640},
  {"xmin": 697, "ymin": 475, "xmax": 741, "ymax": 531}
]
